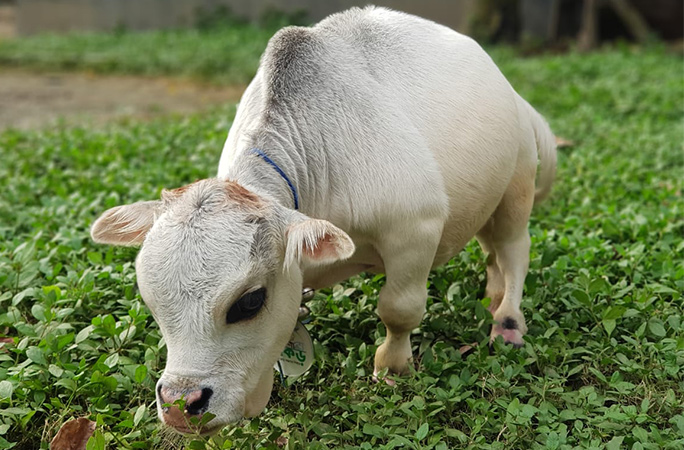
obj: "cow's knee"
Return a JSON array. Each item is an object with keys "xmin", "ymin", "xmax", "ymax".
[
  {"xmin": 377, "ymin": 284, "xmax": 426, "ymax": 334},
  {"xmin": 374, "ymin": 284, "xmax": 426, "ymax": 375}
]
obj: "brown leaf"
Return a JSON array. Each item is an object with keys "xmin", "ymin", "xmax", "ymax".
[
  {"xmin": 50, "ymin": 418, "xmax": 96, "ymax": 450},
  {"xmin": 0, "ymin": 337, "xmax": 13, "ymax": 353},
  {"xmin": 459, "ymin": 342, "xmax": 477, "ymax": 355},
  {"xmin": 555, "ymin": 136, "xmax": 575, "ymax": 148},
  {"xmin": 276, "ymin": 435, "xmax": 289, "ymax": 447}
]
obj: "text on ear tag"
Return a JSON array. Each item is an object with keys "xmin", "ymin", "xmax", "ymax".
[{"xmin": 274, "ymin": 322, "xmax": 314, "ymax": 382}]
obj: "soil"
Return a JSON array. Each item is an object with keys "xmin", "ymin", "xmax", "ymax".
[{"xmin": 0, "ymin": 70, "xmax": 245, "ymax": 130}]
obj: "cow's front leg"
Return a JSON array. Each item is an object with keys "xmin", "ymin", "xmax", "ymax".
[
  {"xmin": 374, "ymin": 282, "xmax": 427, "ymax": 376},
  {"xmin": 374, "ymin": 222, "xmax": 441, "ymax": 376}
]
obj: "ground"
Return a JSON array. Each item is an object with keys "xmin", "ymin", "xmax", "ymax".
[{"xmin": 0, "ymin": 70, "xmax": 243, "ymax": 130}]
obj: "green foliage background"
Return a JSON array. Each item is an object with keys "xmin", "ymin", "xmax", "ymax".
[
  {"xmin": 0, "ymin": 22, "xmax": 275, "ymax": 84},
  {"xmin": 0, "ymin": 24, "xmax": 682, "ymax": 450}
]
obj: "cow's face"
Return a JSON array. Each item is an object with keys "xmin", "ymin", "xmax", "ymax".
[{"xmin": 90, "ymin": 179, "xmax": 353, "ymax": 434}]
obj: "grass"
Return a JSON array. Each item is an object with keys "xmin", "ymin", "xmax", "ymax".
[
  {"xmin": 0, "ymin": 24, "xmax": 276, "ymax": 84},
  {"xmin": 0, "ymin": 24, "xmax": 683, "ymax": 450}
]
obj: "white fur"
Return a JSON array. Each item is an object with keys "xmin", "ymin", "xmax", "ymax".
[{"xmin": 91, "ymin": 7, "xmax": 556, "ymax": 433}]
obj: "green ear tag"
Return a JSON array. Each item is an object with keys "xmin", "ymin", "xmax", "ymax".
[{"xmin": 274, "ymin": 322, "xmax": 314, "ymax": 382}]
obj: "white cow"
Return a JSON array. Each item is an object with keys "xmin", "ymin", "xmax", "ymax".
[{"xmin": 91, "ymin": 7, "xmax": 556, "ymax": 434}]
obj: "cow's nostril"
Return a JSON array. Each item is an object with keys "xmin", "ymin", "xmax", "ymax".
[
  {"xmin": 158, "ymin": 384, "xmax": 213, "ymax": 416},
  {"xmin": 185, "ymin": 388, "xmax": 213, "ymax": 416}
]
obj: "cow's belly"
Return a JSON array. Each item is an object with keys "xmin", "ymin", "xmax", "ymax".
[
  {"xmin": 429, "ymin": 149, "xmax": 516, "ymax": 267},
  {"xmin": 391, "ymin": 65, "xmax": 521, "ymax": 267},
  {"xmin": 431, "ymin": 201, "xmax": 501, "ymax": 268}
]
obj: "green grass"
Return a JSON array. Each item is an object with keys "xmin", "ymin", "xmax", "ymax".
[
  {"xmin": 0, "ymin": 37, "xmax": 683, "ymax": 449},
  {"xmin": 0, "ymin": 25, "xmax": 277, "ymax": 84}
]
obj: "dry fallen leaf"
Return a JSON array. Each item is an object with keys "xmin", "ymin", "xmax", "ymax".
[
  {"xmin": 50, "ymin": 417, "xmax": 96, "ymax": 450},
  {"xmin": 0, "ymin": 337, "xmax": 13, "ymax": 353},
  {"xmin": 555, "ymin": 136, "xmax": 575, "ymax": 148},
  {"xmin": 459, "ymin": 342, "xmax": 478, "ymax": 355},
  {"xmin": 276, "ymin": 435, "xmax": 289, "ymax": 447}
]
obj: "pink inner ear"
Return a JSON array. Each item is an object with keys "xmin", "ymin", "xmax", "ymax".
[{"xmin": 303, "ymin": 233, "xmax": 338, "ymax": 261}]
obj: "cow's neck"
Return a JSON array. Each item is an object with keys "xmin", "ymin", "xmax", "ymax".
[
  {"xmin": 224, "ymin": 119, "xmax": 327, "ymax": 215},
  {"xmin": 222, "ymin": 142, "xmax": 310, "ymax": 214}
]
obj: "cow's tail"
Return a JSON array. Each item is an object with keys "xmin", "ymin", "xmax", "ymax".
[{"xmin": 524, "ymin": 100, "xmax": 557, "ymax": 205}]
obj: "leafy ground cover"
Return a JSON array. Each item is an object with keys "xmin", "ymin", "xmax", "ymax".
[{"xmin": 0, "ymin": 31, "xmax": 682, "ymax": 450}]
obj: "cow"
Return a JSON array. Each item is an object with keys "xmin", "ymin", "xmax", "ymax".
[{"xmin": 90, "ymin": 6, "xmax": 556, "ymax": 435}]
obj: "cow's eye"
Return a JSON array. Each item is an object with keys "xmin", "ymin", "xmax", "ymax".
[{"xmin": 226, "ymin": 288, "xmax": 266, "ymax": 324}]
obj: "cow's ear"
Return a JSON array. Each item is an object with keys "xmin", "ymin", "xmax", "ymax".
[
  {"xmin": 284, "ymin": 219, "xmax": 355, "ymax": 268},
  {"xmin": 91, "ymin": 201, "xmax": 162, "ymax": 247}
]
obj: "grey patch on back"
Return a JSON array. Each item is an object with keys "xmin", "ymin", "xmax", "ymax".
[{"xmin": 262, "ymin": 26, "xmax": 323, "ymax": 107}]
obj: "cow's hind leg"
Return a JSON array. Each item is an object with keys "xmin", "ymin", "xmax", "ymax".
[
  {"xmin": 477, "ymin": 167, "xmax": 535, "ymax": 347},
  {"xmin": 476, "ymin": 221, "xmax": 505, "ymax": 315},
  {"xmin": 373, "ymin": 220, "xmax": 442, "ymax": 377}
]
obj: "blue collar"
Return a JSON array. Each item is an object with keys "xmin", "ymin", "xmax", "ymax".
[{"xmin": 249, "ymin": 148, "xmax": 299, "ymax": 210}]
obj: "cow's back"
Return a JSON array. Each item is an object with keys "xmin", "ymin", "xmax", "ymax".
[
  {"xmin": 315, "ymin": 8, "xmax": 534, "ymax": 254},
  {"xmin": 223, "ymin": 7, "xmax": 532, "ymax": 260}
]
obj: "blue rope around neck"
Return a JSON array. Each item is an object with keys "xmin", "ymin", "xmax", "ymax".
[{"xmin": 249, "ymin": 148, "xmax": 299, "ymax": 210}]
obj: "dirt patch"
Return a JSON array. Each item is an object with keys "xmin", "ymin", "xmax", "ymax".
[{"xmin": 0, "ymin": 70, "xmax": 245, "ymax": 130}]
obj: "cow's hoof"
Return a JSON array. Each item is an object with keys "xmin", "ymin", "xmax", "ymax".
[{"xmin": 490, "ymin": 317, "xmax": 525, "ymax": 347}]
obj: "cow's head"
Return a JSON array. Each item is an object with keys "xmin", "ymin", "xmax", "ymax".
[{"xmin": 90, "ymin": 178, "xmax": 354, "ymax": 434}]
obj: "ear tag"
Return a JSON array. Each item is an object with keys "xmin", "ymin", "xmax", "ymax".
[{"xmin": 274, "ymin": 322, "xmax": 314, "ymax": 384}]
